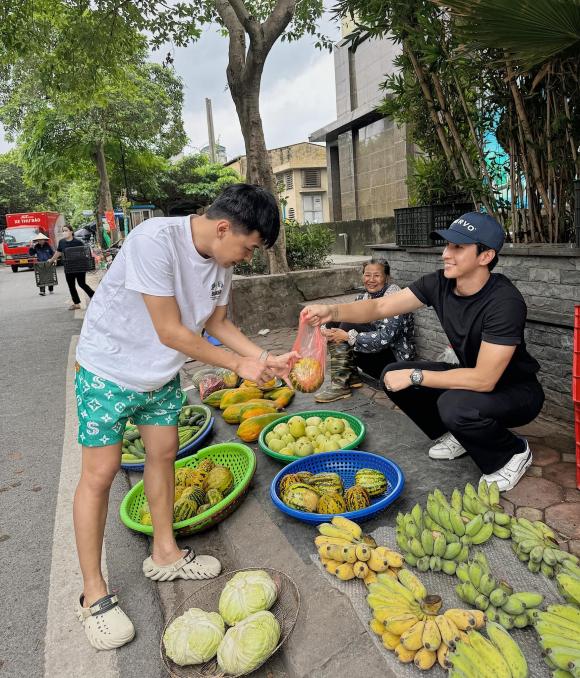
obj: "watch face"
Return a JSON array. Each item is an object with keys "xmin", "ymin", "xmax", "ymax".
[{"xmin": 411, "ymin": 370, "xmax": 422, "ymax": 385}]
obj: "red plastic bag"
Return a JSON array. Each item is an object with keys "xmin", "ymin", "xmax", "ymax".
[
  {"xmin": 287, "ymin": 316, "xmax": 327, "ymax": 393},
  {"xmin": 199, "ymin": 374, "xmax": 225, "ymax": 400}
]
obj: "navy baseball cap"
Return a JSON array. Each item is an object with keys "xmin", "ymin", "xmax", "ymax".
[{"xmin": 431, "ymin": 212, "xmax": 505, "ymax": 252}]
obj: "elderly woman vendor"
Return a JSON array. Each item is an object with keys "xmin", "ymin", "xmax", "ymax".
[{"xmin": 316, "ymin": 259, "xmax": 415, "ymax": 403}]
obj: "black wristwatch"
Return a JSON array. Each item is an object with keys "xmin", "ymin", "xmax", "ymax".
[{"xmin": 410, "ymin": 368, "xmax": 424, "ymax": 386}]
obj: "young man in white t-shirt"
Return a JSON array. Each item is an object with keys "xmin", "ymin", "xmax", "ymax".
[{"xmin": 73, "ymin": 184, "xmax": 296, "ymax": 650}]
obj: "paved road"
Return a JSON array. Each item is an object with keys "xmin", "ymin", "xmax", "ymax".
[{"xmin": 0, "ymin": 266, "xmax": 165, "ymax": 678}]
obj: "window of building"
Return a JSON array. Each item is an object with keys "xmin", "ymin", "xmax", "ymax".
[
  {"xmin": 302, "ymin": 168, "xmax": 321, "ymax": 188},
  {"xmin": 302, "ymin": 194, "xmax": 323, "ymax": 223},
  {"xmin": 287, "ymin": 207, "xmax": 296, "ymax": 221},
  {"xmin": 283, "ymin": 171, "xmax": 293, "ymax": 190}
]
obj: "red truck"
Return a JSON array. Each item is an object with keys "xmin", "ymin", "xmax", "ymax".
[{"xmin": 2, "ymin": 212, "xmax": 65, "ymax": 272}]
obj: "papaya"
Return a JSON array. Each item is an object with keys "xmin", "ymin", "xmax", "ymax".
[
  {"xmin": 237, "ymin": 412, "xmax": 286, "ymax": 442},
  {"xmin": 202, "ymin": 388, "xmax": 236, "ymax": 408},
  {"xmin": 222, "ymin": 399, "xmax": 277, "ymax": 424},
  {"xmin": 240, "ymin": 404, "xmax": 278, "ymax": 421},
  {"xmin": 219, "ymin": 387, "xmax": 263, "ymax": 410},
  {"xmin": 242, "ymin": 378, "xmax": 277, "ymax": 390},
  {"xmin": 271, "ymin": 387, "xmax": 295, "ymax": 408},
  {"xmin": 263, "ymin": 386, "xmax": 293, "ymax": 401}
]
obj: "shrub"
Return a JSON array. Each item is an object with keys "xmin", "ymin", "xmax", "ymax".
[{"xmin": 234, "ymin": 220, "xmax": 335, "ymax": 275}]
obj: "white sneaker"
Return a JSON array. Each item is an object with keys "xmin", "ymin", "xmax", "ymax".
[
  {"xmin": 428, "ymin": 432, "xmax": 467, "ymax": 460},
  {"xmin": 480, "ymin": 440, "xmax": 532, "ymax": 492}
]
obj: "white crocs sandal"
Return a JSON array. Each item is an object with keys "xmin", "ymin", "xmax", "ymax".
[
  {"xmin": 143, "ymin": 546, "xmax": 221, "ymax": 582},
  {"xmin": 77, "ymin": 594, "xmax": 135, "ymax": 650}
]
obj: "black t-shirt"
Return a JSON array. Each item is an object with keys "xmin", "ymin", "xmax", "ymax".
[
  {"xmin": 409, "ymin": 271, "xmax": 540, "ymax": 384},
  {"xmin": 57, "ymin": 237, "xmax": 85, "ymax": 254}
]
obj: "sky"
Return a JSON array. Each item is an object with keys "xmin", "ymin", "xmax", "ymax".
[{"xmin": 0, "ymin": 12, "xmax": 341, "ymax": 161}]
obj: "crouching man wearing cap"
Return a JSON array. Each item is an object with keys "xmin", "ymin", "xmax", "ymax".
[{"xmin": 302, "ymin": 212, "xmax": 544, "ymax": 493}]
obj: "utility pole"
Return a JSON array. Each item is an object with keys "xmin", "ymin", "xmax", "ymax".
[{"xmin": 205, "ymin": 97, "xmax": 216, "ymax": 163}]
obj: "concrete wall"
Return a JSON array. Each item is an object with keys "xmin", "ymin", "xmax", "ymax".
[
  {"xmin": 367, "ymin": 244, "xmax": 579, "ymax": 424},
  {"xmin": 230, "ymin": 266, "xmax": 363, "ymax": 335},
  {"xmin": 322, "ymin": 217, "xmax": 395, "ymax": 254}
]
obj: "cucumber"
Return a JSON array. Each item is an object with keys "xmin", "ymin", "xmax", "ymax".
[{"xmin": 125, "ymin": 430, "xmax": 140, "ymax": 442}]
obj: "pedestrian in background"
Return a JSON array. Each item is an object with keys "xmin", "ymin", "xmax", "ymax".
[
  {"xmin": 49, "ymin": 224, "xmax": 94, "ymax": 309},
  {"xmin": 29, "ymin": 233, "xmax": 55, "ymax": 296}
]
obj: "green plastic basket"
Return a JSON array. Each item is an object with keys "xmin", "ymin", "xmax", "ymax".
[
  {"xmin": 258, "ymin": 410, "xmax": 366, "ymax": 464},
  {"xmin": 119, "ymin": 443, "xmax": 256, "ymax": 537}
]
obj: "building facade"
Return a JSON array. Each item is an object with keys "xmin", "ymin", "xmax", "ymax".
[
  {"xmin": 310, "ymin": 29, "xmax": 415, "ymax": 222},
  {"xmin": 225, "ymin": 142, "xmax": 329, "ymax": 223}
]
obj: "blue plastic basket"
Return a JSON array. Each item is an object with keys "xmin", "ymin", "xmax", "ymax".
[
  {"xmin": 270, "ymin": 451, "xmax": 405, "ymax": 524},
  {"xmin": 120, "ymin": 411, "xmax": 215, "ymax": 472}
]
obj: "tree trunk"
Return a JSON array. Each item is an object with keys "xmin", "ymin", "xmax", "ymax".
[
  {"xmin": 95, "ymin": 141, "xmax": 114, "ymax": 246},
  {"xmin": 404, "ymin": 43, "xmax": 463, "ymax": 183},
  {"xmin": 230, "ymin": 80, "xmax": 288, "ymax": 273}
]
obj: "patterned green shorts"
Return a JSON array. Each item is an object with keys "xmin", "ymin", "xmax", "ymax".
[{"xmin": 75, "ymin": 364, "xmax": 182, "ymax": 447}]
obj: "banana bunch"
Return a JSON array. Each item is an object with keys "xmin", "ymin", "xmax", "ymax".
[
  {"xmin": 511, "ymin": 517, "xmax": 579, "ymax": 577},
  {"xmin": 316, "ymin": 517, "xmax": 403, "ymax": 585},
  {"xmin": 367, "ymin": 567, "xmax": 485, "ymax": 671},
  {"xmin": 556, "ymin": 565, "xmax": 580, "ymax": 607},
  {"xmin": 395, "ymin": 503, "xmax": 470, "ymax": 576},
  {"xmin": 427, "ymin": 483, "xmax": 510, "ymax": 544},
  {"xmin": 455, "ymin": 551, "xmax": 542, "ymax": 629},
  {"xmin": 446, "ymin": 622, "xmax": 528, "ymax": 678},
  {"xmin": 533, "ymin": 604, "xmax": 580, "ymax": 676}
]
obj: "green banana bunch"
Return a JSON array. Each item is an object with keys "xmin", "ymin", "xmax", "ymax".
[
  {"xmin": 461, "ymin": 481, "xmax": 512, "ymax": 539},
  {"xmin": 395, "ymin": 505, "xmax": 468, "ymax": 576},
  {"xmin": 534, "ymin": 604, "xmax": 580, "ymax": 676},
  {"xmin": 446, "ymin": 627, "xmax": 528, "ymax": 678},
  {"xmin": 556, "ymin": 573, "xmax": 580, "ymax": 607},
  {"xmin": 455, "ymin": 551, "xmax": 543, "ymax": 629},
  {"xmin": 511, "ymin": 517, "xmax": 579, "ymax": 578}
]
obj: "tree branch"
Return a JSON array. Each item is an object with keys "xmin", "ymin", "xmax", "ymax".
[
  {"xmin": 214, "ymin": 0, "xmax": 247, "ymax": 77},
  {"xmin": 262, "ymin": 0, "xmax": 296, "ymax": 53},
  {"xmin": 225, "ymin": 0, "xmax": 260, "ymax": 41}
]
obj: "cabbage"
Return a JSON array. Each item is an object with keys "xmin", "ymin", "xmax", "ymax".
[
  {"xmin": 163, "ymin": 607, "xmax": 225, "ymax": 666},
  {"xmin": 218, "ymin": 570, "xmax": 278, "ymax": 626},
  {"xmin": 217, "ymin": 610, "xmax": 281, "ymax": 675}
]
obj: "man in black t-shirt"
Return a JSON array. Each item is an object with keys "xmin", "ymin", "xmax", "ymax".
[{"xmin": 303, "ymin": 213, "xmax": 544, "ymax": 492}]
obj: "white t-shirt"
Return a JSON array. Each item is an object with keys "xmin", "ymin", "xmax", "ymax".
[{"xmin": 76, "ymin": 216, "xmax": 232, "ymax": 391}]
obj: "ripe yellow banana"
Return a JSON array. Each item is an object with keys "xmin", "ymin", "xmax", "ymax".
[
  {"xmin": 355, "ymin": 543, "xmax": 372, "ymax": 562},
  {"xmin": 486, "ymin": 621, "xmax": 528, "ymax": 678},
  {"xmin": 400, "ymin": 620, "xmax": 425, "ymax": 651},
  {"xmin": 414, "ymin": 647, "xmax": 437, "ymax": 670},
  {"xmin": 394, "ymin": 643, "xmax": 417, "ymax": 663},
  {"xmin": 422, "ymin": 618, "xmax": 442, "ymax": 651},
  {"xmin": 470, "ymin": 610, "xmax": 486, "ymax": 629},
  {"xmin": 437, "ymin": 642, "xmax": 449, "ymax": 669},
  {"xmin": 323, "ymin": 559, "xmax": 341, "ymax": 574},
  {"xmin": 384, "ymin": 613, "xmax": 421, "ymax": 635},
  {"xmin": 353, "ymin": 561, "xmax": 369, "ymax": 579},
  {"xmin": 381, "ymin": 630, "xmax": 401, "ymax": 650},
  {"xmin": 369, "ymin": 618, "xmax": 385, "ymax": 636},
  {"xmin": 435, "ymin": 615, "xmax": 460, "ymax": 649},
  {"xmin": 376, "ymin": 546, "xmax": 404, "ymax": 569},
  {"xmin": 444, "ymin": 608, "xmax": 477, "ymax": 631},
  {"xmin": 331, "ymin": 515, "xmax": 362, "ymax": 539},
  {"xmin": 334, "ymin": 562, "xmax": 355, "ymax": 580},
  {"xmin": 341, "ymin": 544, "xmax": 358, "ymax": 564},
  {"xmin": 363, "ymin": 570, "xmax": 378, "ymax": 586},
  {"xmin": 314, "ymin": 535, "xmax": 352, "ymax": 547},
  {"xmin": 367, "ymin": 549, "xmax": 390, "ymax": 572},
  {"xmin": 320, "ymin": 544, "xmax": 348, "ymax": 562},
  {"xmin": 398, "ymin": 569, "xmax": 428, "ymax": 602},
  {"xmin": 318, "ymin": 523, "xmax": 357, "ymax": 542},
  {"xmin": 382, "ymin": 567, "xmax": 399, "ymax": 580},
  {"xmin": 467, "ymin": 631, "xmax": 512, "ymax": 678},
  {"xmin": 374, "ymin": 605, "xmax": 419, "ymax": 624}
]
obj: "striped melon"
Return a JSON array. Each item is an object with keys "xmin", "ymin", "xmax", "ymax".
[
  {"xmin": 282, "ymin": 483, "xmax": 320, "ymax": 513},
  {"xmin": 344, "ymin": 485, "xmax": 371, "ymax": 511},
  {"xmin": 317, "ymin": 493, "xmax": 347, "ymax": 514},
  {"xmin": 279, "ymin": 473, "xmax": 303, "ymax": 498},
  {"xmin": 180, "ymin": 486, "xmax": 206, "ymax": 506},
  {"xmin": 309, "ymin": 472, "xmax": 344, "ymax": 496},
  {"xmin": 197, "ymin": 458, "xmax": 215, "ymax": 474},
  {"xmin": 354, "ymin": 469, "xmax": 387, "ymax": 497},
  {"xmin": 173, "ymin": 496, "xmax": 199, "ymax": 522}
]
